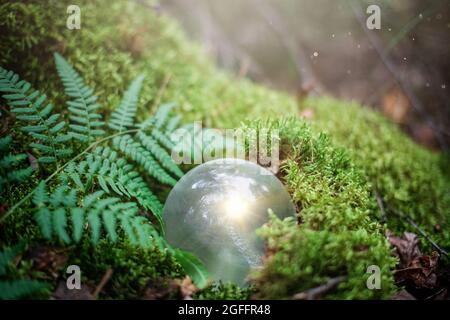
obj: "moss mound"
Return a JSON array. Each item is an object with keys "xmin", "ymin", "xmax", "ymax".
[
  {"xmin": 302, "ymin": 97, "xmax": 450, "ymax": 251},
  {"xmin": 1, "ymin": 0, "xmax": 448, "ymax": 299}
]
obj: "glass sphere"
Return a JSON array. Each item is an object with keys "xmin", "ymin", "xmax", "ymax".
[{"xmin": 163, "ymin": 158, "xmax": 296, "ymax": 285}]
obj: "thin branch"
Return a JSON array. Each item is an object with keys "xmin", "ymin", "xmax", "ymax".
[
  {"xmin": 374, "ymin": 190, "xmax": 388, "ymax": 223},
  {"xmin": 92, "ymin": 268, "xmax": 113, "ymax": 299},
  {"xmin": 385, "ymin": 203, "xmax": 448, "ymax": 258},
  {"xmin": 292, "ymin": 276, "xmax": 346, "ymax": 300},
  {"xmin": 150, "ymin": 73, "xmax": 172, "ymax": 115}
]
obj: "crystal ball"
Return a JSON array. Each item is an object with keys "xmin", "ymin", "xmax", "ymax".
[{"xmin": 163, "ymin": 158, "xmax": 296, "ymax": 285}]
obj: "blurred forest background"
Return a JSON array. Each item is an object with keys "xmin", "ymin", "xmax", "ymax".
[{"xmin": 159, "ymin": 0, "xmax": 450, "ymax": 151}]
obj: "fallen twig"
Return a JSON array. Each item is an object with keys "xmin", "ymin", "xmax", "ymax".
[
  {"xmin": 385, "ymin": 204, "xmax": 448, "ymax": 258},
  {"xmin": 92, "ymin": 268, "xmax": 113, "ymax": 299},
  {"xmin": 150, "ymin": 73, "xmax": 172, "ymax": 114},
  {"xmin": 376, "ymin": 192, "xmax": 448, "ymax": 258},
  {"xmin": 292, "ymin": 276, "xmax": 346, "ymax": 300},
  {"xmin": 374, "ymin": 190, "xmax": 387, "ymax": 223}
]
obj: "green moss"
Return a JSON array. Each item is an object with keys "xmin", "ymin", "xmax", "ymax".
[
  {"xmin": 301, "ymin": 97, "xmax": 450, "ymax": 251},
  {"xmin": 194, "ymin": 282, "xmax": 253, "ymax": 300},
  {"xmin": 0, "ymin": 0, "xmax": 448, "ymax": 300},
  {"xmin": 244, "ymin": 119, "xmax": 397, "ymax": 299},
  {"xmin": 0, "ymin": 0, "xmax": 297, "ymax": 129},
  {"xmin": 68, "ymin": 236, "xmax": 183, "ymax": 299}
]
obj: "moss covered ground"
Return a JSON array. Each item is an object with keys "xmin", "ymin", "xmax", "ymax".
[{"xmin": 0, "ymin": 0, "xmax": 449, "ymax": 299}]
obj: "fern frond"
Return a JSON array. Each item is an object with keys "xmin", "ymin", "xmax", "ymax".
[
  {"xmin": 165, "ymin": 114, "xmax": 182, "ymax": 135},
  {"xmin": 0, "ymin": 280, "xmax": 48, "ymax": 300},
  {"xmin": 108, "ymin": 74, "xmax": 145, "ymax": 132},
  {"xmin": 54, "ymin": 53, "xmax": 105, "ymax": 142},
  {"xmin": 137, "ymin": 131, "xmax": 183, "ymax": 178},
  {"xmin": 0, "ymin": 135, "xmax": 34, "ymax": 194},
  {"xmin": 0, "ymin": 245, "xmax": 49, "ymax": 299},
  {"xmin": 153, "ymin": 102, "xmax": 176, "ymax": 129},
  {"xmin": 33, "ymin": 184, "xmax": 161, "ymax": 247},
  {"xmin": 151, "ymin": 127, "xmax": 175, "ymax": 150},
  {"xmin": 0, "ymin": 67, "xmax": 72, "ymax": 165},
  {"xmin": 0, "ymin": 243, "xmax": 25, "ymax": 276},
  {"xmin": 64, "ymin": 147, "xmax": 164, "ymax": 217},
  {"xmin": 112, "ymin": 134, "xmax": 177, "ymax": 186}
]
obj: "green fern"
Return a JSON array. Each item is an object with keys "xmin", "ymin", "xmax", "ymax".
[
  {"xmin": 1, "ymin": 56, "xmax": 209, "ymax": 288},
  {"xmin": 112, "ymin": 134, "xmax": 178, "ymax": 186},
  {"xmin": 108, "ymin": 74, "xmax": 145, "ymax": 132},
  {"xmin": 0, "ymin": 67, "xmax": 72, "ymax": 165},
  {"xmin": 153, "ymin": 102, "xmax": 176, "ymax": 129},
  {"xmin": 150, "ymin": 103, "xmax": 178, "ymax": 150},
  {"xmin": 107, "ymin": 76, "xmax": 182, "ymax": 185},
  {"xmin": 137, "ymin": 131, "xmax": 184, "ymax": 178},
  {"xmin": 54, "ymin": 53, "xmax": 105, "ymax": 142},
  {"xmin": 150, "ymin": 127, "xmax": 176, "ymax": 152},
  {"xmin": 0, "ymin": 243, "xmax": 24, "ymax": 275},
  {"xmin": 165, "ymin": 114, "xmax": 182, "ymax": 135},
  {"xmin": 0, "ymin": 280, "xmax": 48, "ymax": 300},
  {"xmin": 0, "ymin": 135, "xmax": 34, "ymax": 195},
  {"xmin": 0, "ymin": 244, "xmax": 48, "ymax": 300},
  {"xmin": 63, "ymin": 146, "xmax": 164, "ymax": 218},
  {"xmin": 33, "ymin": 182, "xmax": 162, "ymax": 248}
]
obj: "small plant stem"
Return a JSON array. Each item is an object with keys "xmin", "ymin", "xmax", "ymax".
[
  {"xmin": 150, "ymin": 73, "xmax": 171, "ymax": 115},
  {"xmin": 374, "ymin": 190, "xmax": 387, "ymax": 223},
  {"xmin": 386, "ymin": 203, "xmax": 449, "ymax": 258},
  {"xmin": 376, "ymin": 191, "xmax": 449, "ymax": 258},
  {"xmin": 0, "ymin": 129, "xmax": 140, "ymax": 224}
]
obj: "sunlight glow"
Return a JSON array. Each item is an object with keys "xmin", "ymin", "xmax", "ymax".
[{"xmin": 223, "ymin": 196, "xmax": 249, "ymax": 221}]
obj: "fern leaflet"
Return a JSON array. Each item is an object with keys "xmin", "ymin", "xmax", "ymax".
[
  {"xmin": 63, "ymin": 146, "xmax": 164, "ymax": 218},
  {"xmin": 0, "ymin": 244, "xmax": 49, "ymax": 299},
  {"xmin": 54, "ymin": 53, "xmax": 105, "ymax": 142},
  {"xmin": 108, "ymin": 74, "xmax": 145, "ymax": 132},
  {"xmin": 112, "ymin": 134, "xmax": 178, "ymax": 186},
  {"xmin": 33, "ymin": 183, "xmax": 162, "ymax": 248},
  {"xmin": 0, "ymin": 67, "xmax": 72, "ymax": 165},
  {"xmin": 0, "ymin": 135, "xmax": 34, "ymax": 195}
]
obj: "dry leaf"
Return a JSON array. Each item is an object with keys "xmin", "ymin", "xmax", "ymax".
[
  {"xmin": 178, "ymin": 277, "xmax": 199, "ymax": 298},
  {"xmin": 386, "ymin": 230, "xmax": 422, "ymax": 267},
  {"xmin": 382, "ymin": 87, "xmax": 410, "ymax": 123},
  {"xmin": 395, "ymin": 252, "xmax": 439, "ymax": 289},
  {"xmin": 387, "ymin": 230, "xmax": 439, "ymax": 290}
]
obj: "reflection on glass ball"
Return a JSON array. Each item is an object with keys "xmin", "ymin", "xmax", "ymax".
[{"xmin": 163, "ymin": 158, "xmax": 296, "ymax": 285}]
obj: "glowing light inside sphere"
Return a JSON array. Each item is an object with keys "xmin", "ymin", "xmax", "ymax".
[
  {"xmin": 163, "ymin": 158, "xmax": 296, "ymax": 285},
  {"xmin": 223, "ymin": 196, "xmax": 249, "ymax": 221}
]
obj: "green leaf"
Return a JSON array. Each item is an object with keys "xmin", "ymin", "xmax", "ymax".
[
  {"xmin": 0, "ymin": 243, "xmax": 25, "ymax": 276},
  {"xmin": 54, "ymin": 53, "xmax": 105, "ymax": 143},
  {"xmin": 0, "ymin": 280, "xmax": 48, "ymax": 300},
  {"xmin": 108, "ymin": 74, "xmax": 145, "ymax": 132},
  {"xmin": 35, "ymin": 208, "xmax": 52, "ymax": 240},
  {"xmin": 71, "ymin": 208, "xmax": 84, "ymax": 243},
  {"xmin": 173, "ymin": 249, "xmax": 209, "ymax": 289}
]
